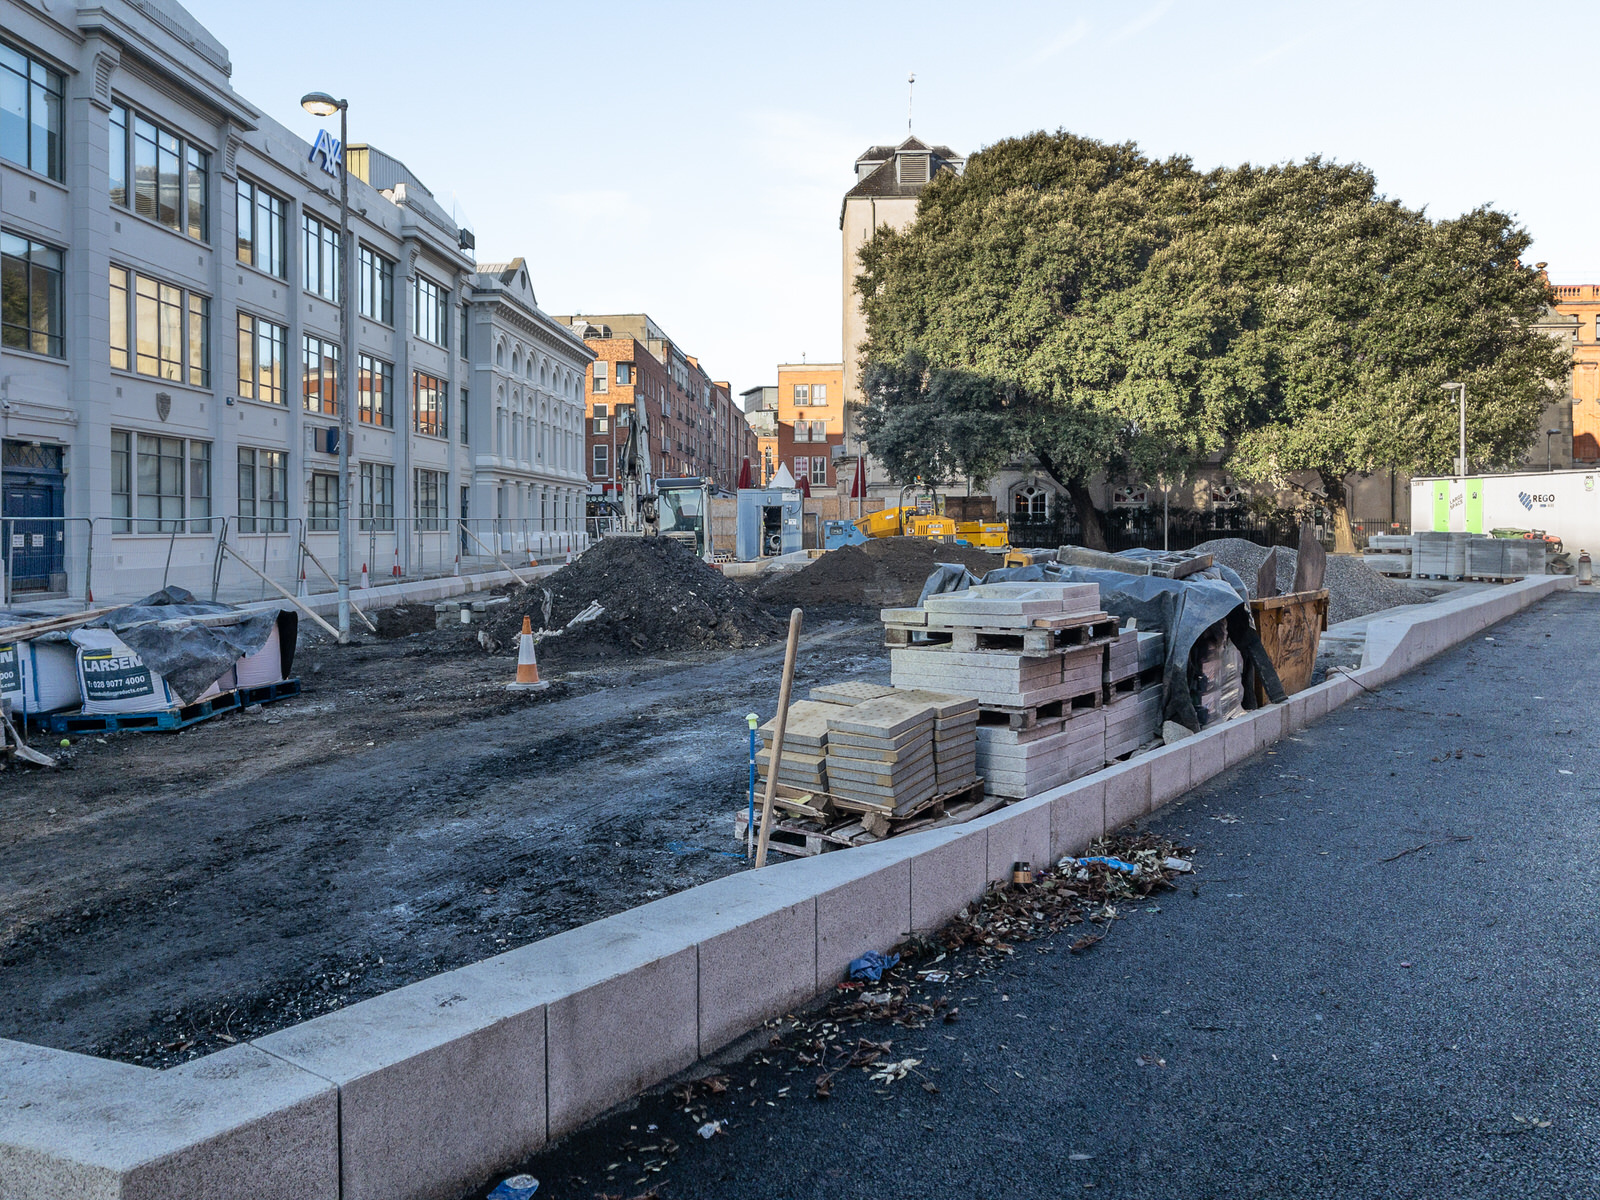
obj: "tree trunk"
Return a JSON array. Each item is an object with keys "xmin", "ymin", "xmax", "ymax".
[
  {"xmin": 1321, "ymin": 472, "xmax": 1357, "ymax": 555},
  {"xmin": 1065, "ymin": 478, "xmax": 1109, "ymax": 551}
]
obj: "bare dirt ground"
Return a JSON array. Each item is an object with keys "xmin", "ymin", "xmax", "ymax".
[{"xmin": 0, "ymin": 605, "xmax": 888, "ymax": 1068}]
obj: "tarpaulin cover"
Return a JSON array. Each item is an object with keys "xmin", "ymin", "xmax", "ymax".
[
  {"xmin": 918, "ymin": 555, "xmax": 1276, "ymax": 731},
  {"xmin": 84, "ymin": 586, "xmax": 291, "ymax": 704}
]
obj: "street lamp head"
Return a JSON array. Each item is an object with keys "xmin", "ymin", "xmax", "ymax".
[
  {"xmin": 300, "ymin": 92, "xmax": 345, "ymax": 117},
  {"xmin": 1441, "ymin": 381, "xmax": 1461, "ymax": 390}
]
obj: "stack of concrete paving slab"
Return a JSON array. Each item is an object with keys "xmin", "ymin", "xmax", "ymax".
[
  {"xmin": 886, "ymin": 581, "xmax": 1117, "ymax": 800},
  {"xmin": 1414, "ymin": 531, "xmax": 1467, "ymax": 579},
  {"xmin": 757, "ymin": 699, "xmax": 841, "ymax": 794},
  {"xmin": 824, "ymin": 694, "xmax": 938, "ymax": 811},
  {"xmin": 812, "ymin": 682, "xmax": 978, "ymax": 797},
  {"xmin": 1463, "ymin": 536, "xmax": 1546, "ymax": 581},
  {"xmin": 1362, "ymin": 533, "xmax": 1414, "ymax": 578},
  {"xmin": 1101, "ymin": 628, "xmax": 1166, "ymax": 762}
]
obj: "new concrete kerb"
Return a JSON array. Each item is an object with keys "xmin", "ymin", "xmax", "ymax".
[{"xmin": 0, "ymin": 576, "xmax": 1570, "ymax": 1199}]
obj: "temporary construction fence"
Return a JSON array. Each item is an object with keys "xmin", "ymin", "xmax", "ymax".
[{"xmin": 0, "ymin": 516, "xmax": 591, "ymax": 608}]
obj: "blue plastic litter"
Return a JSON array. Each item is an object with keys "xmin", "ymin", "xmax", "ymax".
[
  {"xmin": 1075, "ymin": 855, "xmax": 1141, "ymax": 876},
  {"xmin": 848, "ymin": 951, "xmax": 900, "ymax": 981},
  {"xmin": 487, "ymin": 1175, "xmax": 539, "ymax": 1200}
]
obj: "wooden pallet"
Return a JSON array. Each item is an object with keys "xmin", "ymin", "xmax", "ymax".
[
  {"xmin": 976, "ymin": 690, "xmax": 1101, "ymax": 730},
  {"xmin": 885, "ymin": 614, "xmax": 1118, "ymax": 655},
  {"xmin": 42, "ymin": 678, "xmax": 301, "ymax": 735},
  {"xmin": 1102, "ymin": 664, "xmax": 1163, "ymax": 702}
]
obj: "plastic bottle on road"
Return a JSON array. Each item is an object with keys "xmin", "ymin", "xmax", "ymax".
[{"xmin": 487, "ymin": 1176, "xmax": 539, "ymax": 1200}]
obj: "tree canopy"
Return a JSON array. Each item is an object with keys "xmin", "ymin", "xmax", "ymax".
[{"xmin": 855, "ymin": 130, "xmax": 1567, "ymax": 548}]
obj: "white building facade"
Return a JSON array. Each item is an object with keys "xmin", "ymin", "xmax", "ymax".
[
  {"xmin": 463, "ymin": 259, "xmax": 590, "ymax": 558},
  {"xmin": 0, "ymin": 0, "xmax": 579, "ymax": 602}
]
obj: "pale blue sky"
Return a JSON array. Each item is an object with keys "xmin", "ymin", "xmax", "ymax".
[{"xmin": 189, "ymin": 0, "xmax": 1591, "ymax": 401}]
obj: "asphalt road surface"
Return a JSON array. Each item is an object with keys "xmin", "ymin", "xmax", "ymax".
[{"xmin": 502, "ymin": 591, "xmax": 1599, "ymax": 1199}]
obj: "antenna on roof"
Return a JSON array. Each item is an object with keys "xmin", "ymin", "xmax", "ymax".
[{"xmin": 907, "ymin": 72, "xmax": 915, "ymax": 133}]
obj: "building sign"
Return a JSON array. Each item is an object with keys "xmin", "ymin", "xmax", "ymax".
[
  {"xmin": 309, "ymin": 128, "xmax": 342, "ymax": 178},
  {"xmin": 79, "ymin": 648, "xmax": 155, "ymax": 703}
]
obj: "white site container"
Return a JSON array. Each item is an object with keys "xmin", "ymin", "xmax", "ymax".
[{"xmin": 1411, "ymin": 469, "xmax": 1600, "ymax": 555}]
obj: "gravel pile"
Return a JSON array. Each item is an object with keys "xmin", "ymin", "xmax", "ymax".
[
  {"xmin": 1192, "ymin": 538, "xmax": 1424, "ymax": 626},
  {"xmin": 484, "ymin": 537, "xmax": 782, "ymax": 664},
  {"xmin": 754, "ymin": 537, "xmax": 1002, "ymax": 609}
]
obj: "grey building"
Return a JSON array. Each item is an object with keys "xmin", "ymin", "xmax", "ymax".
[{"xmin": 0, "ymin": 0, "xmax": 580, "ymax": 601}]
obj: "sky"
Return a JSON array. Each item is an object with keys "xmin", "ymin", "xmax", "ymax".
[{"xmin": 189, "ymin": 0, "xmax": 1598, "ymax": 405}]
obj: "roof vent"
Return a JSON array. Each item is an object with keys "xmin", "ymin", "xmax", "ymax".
[{"xmin": 898, "ymin": 153, "xmax": 930, "ymax": 185}]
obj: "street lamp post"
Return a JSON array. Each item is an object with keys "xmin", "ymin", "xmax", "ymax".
[
  {"xmin": 1547, "ymin": 428, "xmax": 1562, "ymax": 473},
  {"xmin": 1442, "ymin": 381, "xmax": 1467, "ymax": 476},
  {"xmin": 302, "ymin": 91, "xmax": 353, "ymax": 642}
]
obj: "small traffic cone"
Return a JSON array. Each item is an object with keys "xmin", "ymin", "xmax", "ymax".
[
  {"xmin": 296, "ymin": 569, "xmax": 308, "ymax": 599},
  {"xmin": 453, "ymin": 552, "xmax": 460, "ymax": 577},
  {"xmin": 507, "ymin": 616, "xmax": 549, "ymax": 691},
  {"xmin": 392, "ymin": 546, "xmax": 402, "ymax": 579},
  {"xmin": 360, "ymin": 562, "xmax": 370, "ymax": 590}
]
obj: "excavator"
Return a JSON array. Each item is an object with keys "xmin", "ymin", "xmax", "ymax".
[{"xmin": 594, "ymin": 406, "xmax": 714, "ymax": 562}]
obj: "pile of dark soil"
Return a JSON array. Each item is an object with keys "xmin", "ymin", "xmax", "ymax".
[
  {"xmin": 372, "ymin": 603, "xmax": 439, "ymax": 639},
  {"xmin": 484, "ymin": 537, "xmax": 783, "ymax": 664},
  {"xmin": 754, "ymin": 537, "xmax": 1003, "ymax": 609}
]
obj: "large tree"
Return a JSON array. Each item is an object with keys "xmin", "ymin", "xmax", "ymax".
[{"xmin": 854, "ymin": 132, "xmax": 1566, "ymax": 551}]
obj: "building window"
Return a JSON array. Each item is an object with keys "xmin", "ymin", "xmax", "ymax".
[
  {"xmin": 358, "ymin": 246, "xmax": 394, "ymax": 324},
  {"xmin": 459, "ymin": 303, "xmax": 470, "ymax": 359},
  {"xmin": 110, "ymin": 104, "xmax": 208, "ymax": 240},
  {"xmin": 461, "ymin": 388, "xmax": 470, "ymax": 445},
  {"xmin": 412, "ymin": 274, "xmax": 447, "ymax": 346},
  {"xmin": 237, "ymin": 312, "xmax": 287, "ymax": 405},
  {"xmin": 792, "ymin": 384, "xmax": 810, "ymax": 404},
  {"xmin": 237, "ymin": 447, "xmax": 287, "ymax": 532},
  {"xmin": 358, "ymin": 354, "xmax": 392, "ymax": 427},
  {"xmin": 360, "ymin": 462, "xmax": 394, "ymax": 532},
  {"xmin": 763, "ymin": 447, "xmax": 773, "ymax": 483},
  {"xmin": 810, "ymin": 456, "xmax": 828, "ymax": 487},
  {"xmin": 414, "ymin": 468, "xmax": 445, "ymax": 531},
  {"xmin": 793, "ymin": 456, "xmax": 809, "ymax": 481},
  {"xmin": 616, "ymin": 362, "xmax": 633, "ymax": 385},
  {"xmin": 1, "ymin": 232, "xmax": 63, "ymax": 356},
  {"xmin": 308, "ymin": 471, "xmax": 339, "ymax": 532},
  {"xmin": 593, "ymin": 361, "xmax": 608, "ymax": 393},
  {"xmin": 413, "ymin": 370, "xmax": 446, "ymax": 437},
  {"xmin": 111, "ymin": 431, "xmax": 211, "ymax": 533},
  {"xmin": 593, "ymin": 403, "xmax": 609, "ymax": 435},
  {"xmin": 592, "ymin": 443, "xmax": 609, "ymax": 478},
  {"xmin": 236, "ymin": 178, "xmax": 287, "ymax": 278},
  {"xmin": 1, "ymin": 42, "xmax": 62, "ymax": 181},
  {"xmin": 302, "ymin": 213, "xmax": 341, "ymax": 301},
  {"xmin": 813, "ymin": 383, "xmax": 827, "ymax": 403},
  {"xmin": 109, "ymin": 266, "xmax": 209, "ymax": 385},
  {"xmin": 302, "ymin": 334, "xmax": 340, "ymax": 415}
]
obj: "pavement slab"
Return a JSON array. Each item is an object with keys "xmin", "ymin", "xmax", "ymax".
[{"xmin": 487, "ymin": 591, "xmax": 1600, "ymax": 1199}]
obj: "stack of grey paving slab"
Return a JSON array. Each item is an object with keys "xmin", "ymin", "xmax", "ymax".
[
  {"xmin": 757, "ymin": 698, "xmax": 841, "ymax": 793},
  {"xmin": 813, "ymin": 682, "xmax": 978, "ymax": 797},
  {"xmin": 1101, "ymin": 628, "xmax": 1166, "ymax": 762},
  {"xmin": 1414, "ymin": 530, "xmax": 1467, "ymax": 579},
  {"xmin": 887, "ymin": 581, "xmax": 1110, "ymax": 800},
  {"xmin": 1462, "ymin": 535, "xmax": 1546, "ymax": 580},
  {"xmin": 1362, "ymin": 533, "xmax": 1414, "ymax": 577},
  {"xmin": 824, "ymin": 694, "xmax": 938, "ymax": 811}
]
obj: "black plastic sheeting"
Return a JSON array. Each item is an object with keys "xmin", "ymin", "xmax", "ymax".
[
  {"xmin": 84, "ymin": 586, "xmax": 293, "ymax": 703},
  {"xmin": 919, "ymin": 556, "xmax": 1283, "ymax": 732}
]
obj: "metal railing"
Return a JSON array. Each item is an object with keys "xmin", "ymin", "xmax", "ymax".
[{"xmin": 0, "ymin": 516, "xmax": 95, "ymax": 608}]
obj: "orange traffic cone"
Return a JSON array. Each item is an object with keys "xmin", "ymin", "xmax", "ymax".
[
  {"xmin": 507, "ymin": 616, "xmax": 549, "ymax": 692},
  {"xmin": 360, "ymin": 562, "xmax": 370, "ymax": 590},
  {"xmin": 392, "ymin": 545, "xmax": 402, "ymax": 579}
]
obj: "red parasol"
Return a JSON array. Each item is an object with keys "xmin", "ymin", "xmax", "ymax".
[
  {"xmin": 737, "ymin": 456, "xmax": 752, "ymax": 489},
  {"xmin": 797, "ymin": 473, "xmax": 811, "ymax": 498},
  {"xmin": 850, "ymin": 456, "xmax": 869, "ymax": 499}
]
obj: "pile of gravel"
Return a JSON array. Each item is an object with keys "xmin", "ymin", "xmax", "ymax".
[{"xmin": 1191, "ymin": 538, "xmax": 1424, "ymax": 626}]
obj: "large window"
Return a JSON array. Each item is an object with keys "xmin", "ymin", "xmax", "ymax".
[
  {"xmin": 592, "ymin": 443, "xmax": 609, "ymax": 478},
  {"xmin": 810, "ymin": 456, "xmax": 828, "ymax": 487},
  {"xmin": 109, "ymin": 266, "xmax": 209, "ymax": 386},
  {"xmin": 110, "ymin": 104, "xmax": 208, "ymax": 240},
  {"xmin": 360, "ymin": 462, "xmax": 394, "ymax": 532},
  {"xmin": 592, "ymin": 361, "xmax": 608, "ymax": 393},
  {"xmin": 308, "ymin": 472, "xmax": 339, "ymax": 532},
  {"xmin": 812, "ymin": 383, "xmax": 828, "ymax": 403},
  {"xmin": 413, "ymin": 370, "xmax": 446, "ymax": 437},
  {"xmin": 359, "ymin": 354, "xmax": 392, "ymax": 427},
  {"xmin": 358, "ymin": 246, "xmax": 393, "ymax": 324},
  {"xmin": 1, "ymin": 232, "xmax": 62, "ymax": 356},
  {"xmin": 236, "ymin": 178, "xmax": 287, "ymax": 277},
  {"xmin": 110, "ymin": 430, "xmax": 211, "ymax": 533},
  {"xmin": 414, "ymin": 468, "xmax": 445, "ymax": 531},
  {"xmin": 237, "ymin": 312, "xmax": 287, "ymax": 405},
  {"xmin": 302, "ymin": 212, "xmax": 341, "ymax": 301},
  {"xmin": 412, "ymin": 274, "xmax": 447, "ymax": 346},
  {"xmin": 0, "ymin": 42, "xmax": 62, "ymax": 181},
  {"xmin": 792, "ymin": 384, "xmax": 810, "ymax": 404},
  {"xmin": 237, "ymin": 447, "xmax": 287, "ymax": 533},
  {"xmin": 592, "ymin": 403, "xmax": 608, "ymax": 435},
  {"xmin": 302, "ymin": 334, "xmax": 340, "ymax": 415}
]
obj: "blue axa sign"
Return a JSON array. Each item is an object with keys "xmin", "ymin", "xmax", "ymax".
[{"xmin": 308, "ymin": 128, "xmax": 342, "ymax": 178}]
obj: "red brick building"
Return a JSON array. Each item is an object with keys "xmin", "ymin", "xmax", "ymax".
[{"xmin": 555, "ymin": 314, "xmax": 756, "ymax": 495}]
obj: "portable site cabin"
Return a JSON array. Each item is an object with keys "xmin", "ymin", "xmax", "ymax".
[
  {"xmin": 1410, "ymin": 469, "xmax": 1600, "ymax": 550},
  {"xmin": 735, "ymin": 488, "xmax": 803, "ymax": 561}
]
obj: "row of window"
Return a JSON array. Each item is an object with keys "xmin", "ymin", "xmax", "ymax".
[
  {"xmin": 110, "ymin": 103, "xmax": 209, "ymax": 243},
  {"xmin": 110, "ymin": 428, "xmax": 448, "ymax": 533},
  {"xmin": 791, "ymin": 384, "xmax": 828, "ymax": 404},
  {"xmin": 792, "ymin": 419, "xmax": 829, "ymax": 442},
  {"xmin": 794, "ymin": 456, "xmax": 829, "ymax": 486}
]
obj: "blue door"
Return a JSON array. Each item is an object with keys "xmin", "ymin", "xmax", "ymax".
[{"xmin": 3, "ymin": 442, "xmax": 66, "ymax": 593}]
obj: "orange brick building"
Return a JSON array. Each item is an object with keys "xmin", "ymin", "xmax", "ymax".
[
  {"xmin": 775, "ymin": 362, "xmax": 845, "ymax": 490},
  {"xmin": 1547, "ymin": 282, "xmax": 1600, "ymax": 462}
]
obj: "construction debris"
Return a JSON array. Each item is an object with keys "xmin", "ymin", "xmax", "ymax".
[
  {"xmin": 1193, "ymin": 538, "xmax": 1423, "ymax": 625},
  {"xmin": 753, "ymin": 536, "xmax": 1001, "ymax": 608},
  {"xmin": 484, "ymin": 537, "xmax": 782, "ymax": 664}
]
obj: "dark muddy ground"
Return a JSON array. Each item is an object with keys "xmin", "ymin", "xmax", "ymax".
[{"xmin": 0, "ymin": 608, "xmax": 887, "ymax": 1068}]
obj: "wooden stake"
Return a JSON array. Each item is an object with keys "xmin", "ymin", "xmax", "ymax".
[
  {"xmin": 754, "ymin": 607, "xmax": 804, "ymax": 868},
  {"xmin": 220, "ymin": 544, "xmax": 342, "ymax": 640}
]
